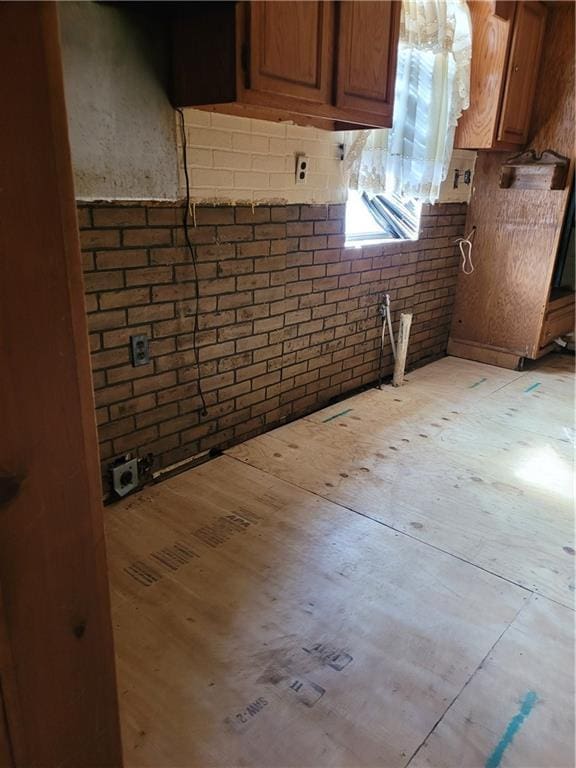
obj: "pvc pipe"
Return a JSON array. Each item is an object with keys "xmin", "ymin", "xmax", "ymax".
[{"xmin": 392, "ymin": 313, "xmax": 413, "ymax": 387}]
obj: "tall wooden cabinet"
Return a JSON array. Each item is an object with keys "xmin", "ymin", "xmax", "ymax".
[
  {"xmin": 455, "ymin": 1, "xmax": 547, "ymax": 150},
  {"xmin": 171, "ymin": 1, "xmax": 401, "ymax": 130},
  {"xmin": 448, "ymin": 1, "xmax": 574, "ymax": 371}
]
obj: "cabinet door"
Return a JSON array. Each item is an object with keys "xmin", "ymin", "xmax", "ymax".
[
  {"xmin": 454, "ymin": 1, "xmax": 514, "ymax": 150},
  {"xmin": 249, "ymin": 1, "xmax": 334, "ymax": 104},
  {"xmin": 497, "ymin": 1, "xmax": 547, "ymax": 144},
  {"xmin": 335, "ymin": 1, "xmax": 401, "ymax": 125}
]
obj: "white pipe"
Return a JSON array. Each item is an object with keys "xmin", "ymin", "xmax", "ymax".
[{"xmin": 392, "ymin": 313, "xmax": 413, "ymax": 387}]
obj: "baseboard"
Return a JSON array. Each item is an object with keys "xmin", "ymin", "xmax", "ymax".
[{"xmin": 447, "ymin": 339, "xmax": 521, "ymax": 370}]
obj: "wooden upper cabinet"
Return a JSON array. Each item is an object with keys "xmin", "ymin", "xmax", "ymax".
[
  {"xmin": 455, "ymin": 1, "xmax": 547, "ymax": 150},
  {"xmin": 497, "ymin": 1, "xmax": 547, "ymax": 145},
  {"xmin": 248, "ymin": 1, "xmax": 333, "ymax": 105},
  {"xmin": 170, "ymin": 1, "xmax": 401, "ymax": 130},
  {"xmin": 335, "ymin": 1, "xmax": 400, "ymax": 125}
]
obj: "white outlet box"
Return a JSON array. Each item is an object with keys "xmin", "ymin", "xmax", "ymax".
[{"xmin": 295, "ymin": 154, "xmax": 309, "ymax": 185}]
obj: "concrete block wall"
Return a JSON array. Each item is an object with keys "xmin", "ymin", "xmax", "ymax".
[{"xmin": 79, "ymin": 200, "xmax": 466, "ymax": 492}]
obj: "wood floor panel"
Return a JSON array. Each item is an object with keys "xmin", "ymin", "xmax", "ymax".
[
  {"xmin": 107, "ymin": 457, "xmax": 528, "ymax": 768},
  {"xmin": 228, "ymin": 356, "xmax": 575, "ymax": 606},
  {"xmin": 107, "ymin": 354, "xmax": 574, "ymax": 767},
  {"xmin": 410, "ymin": 595, "xmax": 575, "ymax": 768}
]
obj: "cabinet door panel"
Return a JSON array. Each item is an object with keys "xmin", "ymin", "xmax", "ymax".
[
  {"xmin": 336, "ymin": 1, "xmax": 401, "ymax": 124},
  {"xmin": 497, "ymin": 1, "xmax": 547, "ymax": 144},
  {"xmin": 454, "ymin": 1, "xmax": 514, "ymax": 149},
  {"xmin": 249, "ymin": 1, "xmax": 333, "ymax": 104}
]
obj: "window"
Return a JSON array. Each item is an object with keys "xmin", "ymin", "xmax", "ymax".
[{"xmin": 345, "ymin": 189, "xmax": 421, "ymax": 246}]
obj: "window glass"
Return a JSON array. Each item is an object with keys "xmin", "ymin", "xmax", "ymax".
[{"xmin": 345, "ymin": 189, "xmax": 421, "ymax": 246}]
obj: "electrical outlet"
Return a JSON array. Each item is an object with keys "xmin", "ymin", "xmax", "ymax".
[
  {"xmin": 453, "ymin": 167, "xmax": 474, "ymax": 189},
  {"xmin": 130, "ymin": 334, "xmax": 150, "ymax": 367},
  {"xmin": 111, "ymin": 457, "xmax": 139, "ymax": 498},
  {"xmin": 295, "ymin": 154, "xmax": 308, "ymax": 185}
]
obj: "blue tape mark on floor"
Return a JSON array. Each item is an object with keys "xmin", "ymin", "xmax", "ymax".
[
  {"xmin": 469, "ymin": 377, "xmax": 488, "ymax": 388},
  {"xmin": 322, "ymin": 408, "xmax": 353, "ymax": 423},
  {"xmin": 524, "ymin": 382, "xmax": 541, "ymax": 393},
  {"xmin": 485, "ymin": 691, "xmax": 538, "ymax": 768}
]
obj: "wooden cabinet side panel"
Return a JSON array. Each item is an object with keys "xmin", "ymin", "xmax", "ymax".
[
  {"xmin": 248, "ymin": 1, "xmax": 334, "ymax": 104},
  {"xmin": 497, "ymin": 1, "xmax": 547, "ymax": 145},
  {"xmin": 0, "ymin": 4, "xmax": 123, "ymax": 766},
  {"xmin": 450, "ymin": 156, "xmax": 567, "ymax": 358},
  {"xmin": 454, "ymin": 1, "xmax": 513, "ymax": 149},
  {"xmin": 335, "ymin": 1, "xmax": 400, "ymax": 123},
  {"xmin": 171, "ymin": 3, "xmax": 237, "ymax": 107}
]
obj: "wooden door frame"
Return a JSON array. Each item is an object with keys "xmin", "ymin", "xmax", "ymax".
[{"xmin": 0, "ymin": 4, "xmax": 123, "ymax": 765}]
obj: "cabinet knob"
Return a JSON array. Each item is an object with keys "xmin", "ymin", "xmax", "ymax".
[{"xmin": 513, "ymin": 65, "xmax": 520, "ymax": 72}]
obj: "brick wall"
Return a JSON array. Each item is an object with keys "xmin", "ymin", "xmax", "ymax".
[{"xmin": 79, "ymin": 201, "xmax": 466, "ymax": 492}]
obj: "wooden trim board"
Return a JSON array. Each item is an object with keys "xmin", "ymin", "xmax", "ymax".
[
  {"xmin": 0, "ymin": 4, "xmax": 122, "ymax": 765},
  {"xmin": 447, "ymin": 338, "xmax": 522, "ymax": 370}
]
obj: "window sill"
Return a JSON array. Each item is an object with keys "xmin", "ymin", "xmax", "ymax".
[{"xmin": 344, "ymin": 237, "xmax": 418, "ymax": 249}]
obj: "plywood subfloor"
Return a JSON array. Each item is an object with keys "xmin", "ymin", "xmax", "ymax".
[{"xmin": 106, "ymin": 354, "xmax": 575, "ymax": 768}]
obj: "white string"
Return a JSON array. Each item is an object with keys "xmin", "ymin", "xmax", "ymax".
[{"xmin": 455, "ymin": 226, "xmax": 475, "ymax": 275}]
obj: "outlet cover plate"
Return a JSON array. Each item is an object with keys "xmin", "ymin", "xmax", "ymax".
[
  {"xmin": 130, "ymin": 334, "xmax": 150, "ymax": 367},
  {"xmin": 111, "ymin": 458, "xmax": 139, "ymax": 498}
]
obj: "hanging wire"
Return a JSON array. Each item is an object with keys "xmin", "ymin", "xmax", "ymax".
[{"xmin": 176, "ymin": 108, "xmax": 208, "ymax": 417}]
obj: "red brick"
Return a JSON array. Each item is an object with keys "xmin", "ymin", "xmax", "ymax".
[
  {"xmin": 84, "ymin": 271, "xmax": 124, "ymax": 293},
  {"xmin": 254, "ymin": 223, "xmax": 286, "ymax": 240},
  {"xmin": 94, "ymin": 382, "xmax": 133, "ymax": 408},
  {"xmin": 195, "ymin": 207, "xmax": 235, "ymax": 226},
  {"xmin": 126, "ymin": 266, "xmax": 173, "ymax": 286},
  {"xmin": 93, "ymin": 207, "xmax": 146, "ymax": 227},
  {"xmin": 198, "ymin": 341, "xmax": 235, "ymax": 362},
  {"xmin": 146, "ymin": 207, "xmax": 184, "ymax": 226},
  {"xmin": 87, "ymin": 309, "xmax": 126, "ymax": 332},
  {"xmin": 113, "ymin": 426, "xmax": 158, "ymax": 454},
  {"xmin": 80, "ymin": 229, "xmax": 121, "ymax": 250},
  {"xmin": 106, "ymin": 362, "xmax": 155, "ymax": 385},
  {"xmin": 77, "ymin": 207, "xmax": 92, "ymax": 228},
  {"xmin": 127, "ymin": 303, "xmax": 174, "ymax": 324},
  {"xmin": 123, "ymin": 228, "xmax": 172, "ymax": 247},
  {"xmin": 235, "ymin": 207, "xmax": 270, "ymax": 224},
  {"xmin": 91, "ymin": 347, "xmax": 131, "ymax": 371},
  {"xmin": 96, "ymin": 249, "xmax": 148, "ymax": 269},
  {"xmin": 217, "ymin": 225, "xmax": 253, "ymax": 243},
  {"xmin": 151, "ymin": 283, "xmax": 197, "ymax": 302},
  {"xmin": 133, "ymin": 371, "xmax": 177, "ymax": 395},
  {"xmin": 218, "ymin": 291, "xmax": 253, "ymax": 310},
  {"xmin": 234, "ymin": 332, "xmax": 268, "ymax": 352},
  {"xmin": 100, "ymin": 287, "xmax": 150, "ymax": 309}
]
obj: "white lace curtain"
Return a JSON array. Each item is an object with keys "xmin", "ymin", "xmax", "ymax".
[{"xmin": 346, "ymin": 0, "xmax": 472, "ymax": 203}]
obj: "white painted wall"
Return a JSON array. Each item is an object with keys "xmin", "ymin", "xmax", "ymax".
[
  {"xmin": 59, "ymin": 2, "xmax": 180, "ymax": 201},
  {"xmin": 180, "ymin": 109, "xmax": 475, "ymax": 205},
  {"xmin": 180, "ymin": 109, "xmax": 347, "ymax": 205},
  {"xmin": 438, "ymin": 150, "xmax": 477, "ymax": 204}
]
